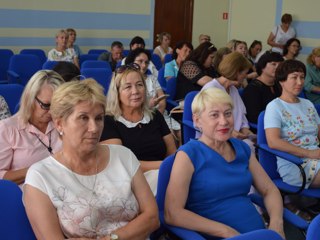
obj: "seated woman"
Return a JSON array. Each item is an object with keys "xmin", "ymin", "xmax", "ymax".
[
  {"xmin": 248, "ymin": 40, "xmax": 262, "ymax": 63},
  {"xmin": 165, "ymin": 88, "xmax": 284, "ymax": 239},
  {"xmin": 0, "ymin": 70, "xmax": 64, "ymax": 185},
  {"xmin": 265, "ymin": 59, "xmax": 320, "ymax": 189},
  {"xmin": 48, "ymin": 29, "xmax": 79, "ymax": 69},
  {"xmin": 175, "ymin": 41, "xmax": 217, "ymax": 100},
  {"xmin": 212, "ymin": 47, "xmax": 232, "ymax": 74},
  {"xmin": 121, "ymin": 36, "xmax": 158, "ymax": 78},
  {"xmin": 202, "ymin": 52, "xmax": 255, "ymax": 144},
  {"xmin": 282, "ymin": 38, "xmax": 301, "ymax": 60},
  {"xmin": 242, "ymin": 51, "xmax": 284, "ymax": 124},
  {"xmin": 153, "ymin": 32, "xmax": 173, "ymax": 64},
  {"xmin": 233, "ymin": 40, "xmax": 258, "ymax": 84},
  {"xmin": 164, "ymin": 41, "xmax": 193, "ymax": 79},
  {"xmin": 100, "ymin": 65, "xmax": 176, "ymax": 172},
  {"xmin": 125, "ymin": 48, "xmax": 181, "ymax": 144},
  {"xmin": 304, "ymin": 47, "xmax": 320, "ymax": 104},
  {"xmin": 24, "ymin": 79, "xmax": 159, "ymax": 239},
  {"xmin": 66, "ymin": 28, "xmax": 82, "ymax": 58},
  {"xmin": 52, "ymin": 61, "xmax": 81, "ymax": 82},
  {"xmin": 0, "ymin": 95, "xmax": 11, "ymax": 120}
]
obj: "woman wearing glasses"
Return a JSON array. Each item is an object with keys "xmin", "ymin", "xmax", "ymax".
[
  {"xmin": 100, "ymin": 64, "xmax": 176, "ymax": 193},
  {"xmin": 175, "ymin": 41, "xmax": 217, "ymax": 100},
  {"xmin": 0, "ymin": 70, "xmax": 64, "ymax": 185}
]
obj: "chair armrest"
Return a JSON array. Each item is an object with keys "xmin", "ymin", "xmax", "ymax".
[
  {"xmin": 257, "ymin": 144, "xmax": 303, "ymax": 165},
  {"xmin": 249, "ymin": 194, "xmax": 309, "ymax": 231}
]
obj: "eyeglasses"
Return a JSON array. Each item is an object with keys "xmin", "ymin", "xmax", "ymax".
[
  {"xmin": 35, "ymin": 97, "xmax": 51, "ymax": 110},
  {"xmin": 115, "ymin": 63, "xmax": 141, "ymax": 76}
]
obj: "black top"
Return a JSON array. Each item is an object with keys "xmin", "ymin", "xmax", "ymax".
[
  {"xmin": 100, "ymin": 110, "xmax": 171, "ymax": 160},
  {"xmin": 242, "ymin": 79, "xmax": 281, "ymax": 124},
  {"xmin": 175, "ymin": 60, "xmax": 217, "ymax": 100}
]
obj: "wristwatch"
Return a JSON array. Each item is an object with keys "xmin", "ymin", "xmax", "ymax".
[{"xmin": 110, "ymin": 233, "xmax": 119, "ymax": 240}]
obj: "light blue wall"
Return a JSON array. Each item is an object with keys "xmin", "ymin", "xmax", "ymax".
[{"xmin": 0, "ymin": 0, "xmax": 155, "ymax": 53}]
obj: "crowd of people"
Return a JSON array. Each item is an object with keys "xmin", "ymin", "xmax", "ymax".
[{"xmin": 1, "ymin": 12, "xmax": 320, "ymax": 239}]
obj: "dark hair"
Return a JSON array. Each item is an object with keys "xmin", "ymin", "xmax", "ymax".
[
  {"xmin": 256, "ymin": 52, "xmax": 284, "ymax": 75},
  {"xmin": 111, "ymin": 41, "xmax": 123, "ymax": 49},
  {"xmin": 275, "ymin": 59, "xmax": 306, "ymax": 83},
  {"xmin": 248, "ymin": 40, "xmax": 262, "ymax": 57},
  {"xmin": 52, "ymin": 61, "xmax": 80, "ymax": 82},
  {"xmin": 172, "ymin": 41, "xmax": 193, "ymax": 60},
  {"xmin": 187, "ymin": 41, "xmax": 217, "ymax": 66},
  {"xmin": 283, "ymin": 38, "xmax": 301, "ymax": 56},
  {"xmin": 281, "ymin": 13, "xmax": 293, "ymax": 24},
  {"xmin": 125, "ymin": 48, "xmax": 151, "ymax": 65},
  {"xmin": 129, "ymin": 36, "xmax": 145, "ymax": 50}
]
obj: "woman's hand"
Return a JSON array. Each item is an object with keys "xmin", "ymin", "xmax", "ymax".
[
  {"xmin": 268, "ymin": 220, "xmax": 285, "ymax": 239},
  {"xmin": 221, "ymin": 226, "xmax": 241, "ymax": 238},
  {"xmin": 232, "ymin": 130, "xmax": 248, "ymax": 140},
  {"xmin": 306, "ymin": 149, "xmax": 320, "ymax": 159}
]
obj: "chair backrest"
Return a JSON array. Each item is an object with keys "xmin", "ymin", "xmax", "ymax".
[
  {"xmin": 0, "ymin": 180, "xmax": 36, "ymax": 239},
  {"xmin": 122, "ymin": 49, "xmax": 130, "ymax": 57},
  {"xmin": 42, "ymin": 60, "xmax": 59, "ymax": 70},
  {"xmin": 298, "ymin": 89, "xmax": 307, "ymax": 99},
  {"xmin": 151, "ymin": 53, "xmax": 163, "ymax": 70},
  {"xmin": 157, "ymin": 67, "xmax": 167, "ymax": 91},
  {"xmin": 257, "ymin": 111, "xmax": 280, "ymax": 180},
  {"xmin": 164, "ymin": 53, "xmax": 173, "ymax": 64},
  {"xmin": 80, "ymin": 68, "xmax": 112, "ymax": 95},
  {"xmin": 0, "ymin": 49, "xmax": 14, "ymax": 80},
  {"xmin": 306, "ymin": 214, "xmax": 320, "ymax": 240},
  {"xmin": 20, "ymin": 49, "xmax": 47, "ymax": 65},
  {"xmin": 8, "ymin": 54, "xmax": 42, "ymax": 86},
  {"xmin": 182, "ymin": 91, "xmax": 199, "ymax": 144},
  {"xmin": 88, "ymin": 49, "xmax": 108, "ymax": 55},
  {"xmin": 81, "ymin": 60, "xmax": 111, "ymax": 71},
  {"xmin": 166, "ymin": 76, "xmax": 178, "ymax": 110},
  {"xmin": 79, "ymin": 54, "xmax": 99, "ymax": 67},
  {"xmin": 0, "ymin": 84, "xmax": 24, "ymax": 114}
]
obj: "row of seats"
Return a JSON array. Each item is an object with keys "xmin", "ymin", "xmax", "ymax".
[{"xmin": 1, "ymin": 154, "xmax": 320, "ymax": 239}]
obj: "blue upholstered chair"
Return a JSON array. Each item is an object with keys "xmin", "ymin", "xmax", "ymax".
[
  {"xmin": 0, "ymin": 49, "xmax": 14, "ymax": 81},
  {"xmin": 182, "ymin": 91, "xmax": 199, "ymax": 144},
  {"xmin": 42, "ymin": 61, "xmax": 59, "ymax": 70},
  {"xmin": 20, "ymin": 49, "xmax": 47, "ymax": 65},
  {"xmin": 151, "ymin": 53, "xmax": 163, "ymax": 71},
  {"xmin": 7, "ymin": 54, "xmax": 42, "ymax": 86},
  {"xmin": 88, "ymin": 49, "xmax": 108, "ymax": 55},
  {"xmin": 306, "ymin": 214, "xmax": 320, "ymax": 240},
  {"xmin": 157, "ymin": 67, "xmax": 167, "ymax": 92},
  {"xmin": 81, "ymin": 68, "xmax": 112, "ymax": 95},
  {"xmin": 165, "ymin": 76, "xmax": 178, "ymax": 111},
  {"xmin": 157, "ymin": 155, "xmax": 284, "ymax": 240},
  {"xmin": 257, "ymin": 111, "xmax": 320, "ymax": 198},
  {"xmin": 79, "ymin": 54, "xmax": 100, "ymax": 67},
  {"xmin": 164, "ymin": 53, "xmax": 172, "ymax": 64},
  {"xmin": 0, "ymin": 180, "xmax": 36, "ymax": 239},
  {"xmin": 0, "ymin": 84, "xmax": 24, "ymax": 114},
  {"xmin": 81, "ymin": 60, "xmax": 111, "ymax": 71}
]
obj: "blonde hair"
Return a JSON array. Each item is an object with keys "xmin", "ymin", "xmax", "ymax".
[
  {"xmin": 192, "ymin": 88, "xmax": 233, "ymax": 117},
  {"xmin": 55, "ymin": 29, "xmax": 68, "ymax": 38},
  {"xmin": 307, "ymin": 47, "xmax": 320, "ymax": 65},
  {"xmin": 50, "ymin": 78, "xmax": 106, "ymax": 121},
  {"xmin": 17, "ymin": 70, "xmax": 64, "ymax": 124},
  {"xmin": 106, "ymin": 68, "xmax": 153, "ymax": 119},
  {"xmin": 157, "ymin": 32, "xmax": 171, "ymax": 43},
  {"xmin": 218, "ymin": 52, "xmax": 252, "ymax": 80}
]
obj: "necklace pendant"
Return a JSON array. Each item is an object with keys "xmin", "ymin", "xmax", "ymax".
[{"xmin": 48, "ymin": 147, "xmax": 52, "ymax": 153}]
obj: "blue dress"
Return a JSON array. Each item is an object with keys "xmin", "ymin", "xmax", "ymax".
[{"xmin": 180, "ymin": 139, "xmax": 265, "ymax": 239}]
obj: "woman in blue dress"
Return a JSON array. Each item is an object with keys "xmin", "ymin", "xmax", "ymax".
[{"xmin": 165, "ymin": 87, "xmax": 284, "ymax": 239}]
